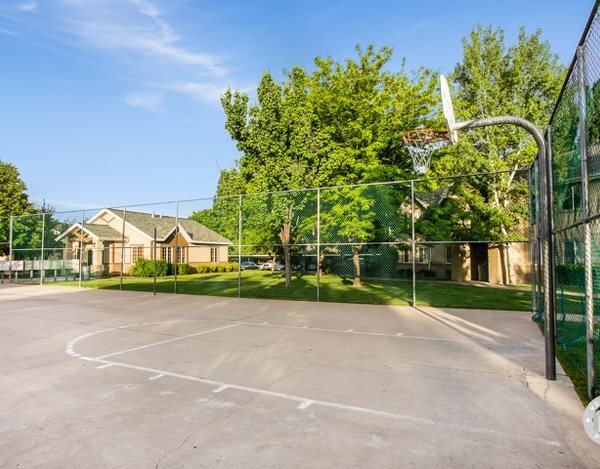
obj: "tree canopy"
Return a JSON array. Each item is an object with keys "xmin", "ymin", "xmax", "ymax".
[{"xmin": 194, "ymin": 28, "xmax": 565, "ymax": 286}]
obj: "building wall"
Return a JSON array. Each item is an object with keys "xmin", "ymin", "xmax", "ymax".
[{"xmin": 488, "ymin": 243, "xmax": 531, "ymax": 285}]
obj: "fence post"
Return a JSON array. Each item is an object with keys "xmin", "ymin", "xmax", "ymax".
[
  {"xmin": 120, "ymin": 207, "xmax": 126, "ymax": 290},
  {"xmin": 577, "ymin": 46, "xmax": 595, "ymax": 398},
  {"xmin": 527, "ymin": 167, "xmax": 537, "ymax": 316},
  {"xmin": 8, "ymin": 216, "xmax": 13, "ymax": 283},
  {"xmin": 174, "ymin": 202, "xmax": 179, "ymax": 294},
  {"xmin": 317, "ymin": 188, "xmax": 321, "ymax": 302},
  {"xmin": 40, "ymin": 212, "xmax": 46, "ymax": 286},
  {"xmin": 411, "ymin": 180, "xmax": 416, "ymax": 307},
  {"xmin": 541, "ymin": 125, "xmax": 557, "ymax": 380},
  {"xmin": 78, "ymin": 211, "xmax": 84, "ymax": 288},
  {"xmin": 238, "ymin": 195, "xmax": 242, "ymax": 298},
  {"xmin": 153, "ymin": 226, "xmax": 157, "ymax": 296}
]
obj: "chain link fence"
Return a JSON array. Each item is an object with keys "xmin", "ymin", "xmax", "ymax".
[
  {"xmin": 539, "ymin": 3, "xmax": 600, "ymax": 399},
  {"xmin": 0, "ymin": 170, "xmax": 532, "ymax": 311}
]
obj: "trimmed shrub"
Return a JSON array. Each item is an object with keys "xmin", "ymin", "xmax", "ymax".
[
  {"xmin": 131, "ymin": 258, "xmax": 169, "ymax": 277},
  {"xmin": 194, "ymin": 262, "xmax": 238, "ymax": 274},
  {"xmin": 176, "ymin": 263, "xmax": 190, "ymax": 275}
]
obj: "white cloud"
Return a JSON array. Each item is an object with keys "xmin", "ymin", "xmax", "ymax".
[
  {"xmin": 58, "ymin": 0, "xmax": 227, "ymax": 76},
  {"xmin": 165, "ymin": 82, "xmax": 227, "ymax": 104},
  {"xmin": 125, "ymin": 91, "xmax": 164, "ymax": 112},
  {"xmin": 1, "ymin": 0, "xmax": 237, "ymax": 109},
  {"xmin": 18, "ymin": 2, "xmax": 38, "ymax": 12}
]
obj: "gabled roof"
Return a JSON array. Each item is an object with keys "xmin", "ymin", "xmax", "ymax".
[
  {"xmin": 57, "ymin": 209, "xmax": 232, "ymax": 245},
  {"xmin": 55, "ymin": 223, "xmax": 122, "ymax": 242},
  {"xmin": 121, "ymin": 210, "xmax": 232, "ymax": 244}
]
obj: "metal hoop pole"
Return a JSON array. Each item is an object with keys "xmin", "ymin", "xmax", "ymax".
[
  {"xmin": 527, "ymin": 167, "xmax": 536, "ymax": 316},
  {"xmin": 453, "ymin": 115, "xmax": 555, "ymax": 380}
]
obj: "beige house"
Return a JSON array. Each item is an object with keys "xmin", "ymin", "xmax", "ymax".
[
  {"xmin": 56, "ymin": 209, "xmax": 232, "ymax": 276},
  {"xmin": 399, "ymin": 188, "xmax": 531, "ymax": 285}
]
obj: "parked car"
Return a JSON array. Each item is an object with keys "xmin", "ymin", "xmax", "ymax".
[
  {"xmin": 260, "ymin": 261, "xmax": 285, "ymax": 271},
  {"xmin": 240, "ymin": 261, "xmax": 258, "ymax": 270},
  {"xmin": 307, "ymin": 263, "xmax": 317, "ymax": 271}
]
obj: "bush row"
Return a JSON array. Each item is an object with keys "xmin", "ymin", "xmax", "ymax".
[
  {"xmin": 195, "ymin": 262, "xmax": 238, "ymax": 274},
  {"xmin": 131, "ymin": 258, "xmax": 238, "ymax": 277}
]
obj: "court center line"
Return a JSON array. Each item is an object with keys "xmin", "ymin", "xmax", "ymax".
[{"xmin": 95, "ymin": 323, "xmax": 241, "ymax": 360}]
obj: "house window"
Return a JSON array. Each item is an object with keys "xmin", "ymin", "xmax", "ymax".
[
  {"xmin": 210, "ymin": 247, "xmax": 218, "ymax": 263},
  {"xmin": 162, "ymin": 246, "xmax": 172, "ymax": 263},
  {"xmin": 417, "ymin": 247, "xmax": 430, "ymax": 263},
  {"xmin": 445, "ymin": 246, "xmax": 452, "ymax": 264},
  {"xmin": 132, "ymin": 245, "xmax": 144, "ymax": 263},
  {"xmin": 564, "ymin": 241, "xmax": 583, "ymax": 264},
  {"xmin": 401, "ymin": 250, "xmax": 409, "ymax": 263},
  {"xmin": 177, "ymin": 247, "xmax": 186, "ymax": 263}
]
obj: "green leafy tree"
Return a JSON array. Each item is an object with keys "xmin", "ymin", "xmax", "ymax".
[
  {"xmin": 0, "ymin": 161, "xmax": 35, "ymax": 255},
  {"xmin": 428, "ymin": 26, "xmax": 565, "ymax": 283},
  {"xmin": 319, "ymin": 187, "xmax": 376, "ymax": 287},
  {"xmin": 219, "ymin": 46, "xmax": 436, "ymax": 286},
  {"xmin": 190, "ymin": 168, "xmax": 245, "ymax": 248}
]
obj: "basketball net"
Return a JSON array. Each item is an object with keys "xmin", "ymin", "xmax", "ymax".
[{"xmin": 402, "ymin": 129, "xmax": 448, "ymax": 175}]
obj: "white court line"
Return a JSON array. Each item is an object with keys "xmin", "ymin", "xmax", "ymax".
[
  {"xmin": 95, "ymin": 323, "xmax": 241, "ymax": 360},
  {"xmin": 75, "ymin": 355, "xmax": 560, "ymax": 448},
  {"xmin": 149, "ymin": 374, "xmax": 164, "ymax": 381},
  {"xmin": 236, "ymin": 321, "xmax": 533, "ymax": 347},
  {"xmin": 96, "ymin": 363, "xmax": 113, "ymax": 369},
  {"xmin": 65, "ymin": 320, "xmax": 560, "ymax": 448}
]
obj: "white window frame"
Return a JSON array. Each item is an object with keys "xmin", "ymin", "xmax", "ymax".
[
  {"xmin": 132, "ymin": 245, "xmax": 144, "ymax": 263},
  {"xmin": 162, "ymin": 246, "xmax": 172, "ymax": 263},
  {"xmin": 210, "ymin": 247, "xmax": 218, "ymax": 263},
  {"xmin": 445, "ymin": 246, "xmax": 452, "ymax": 264},
  {"xmin": 177, "ymin": 246, "xmax": 186, "ymax": 264},
  {"xmin": 417, "ymin": 246, "xmax": 431, "ymax": 264}
]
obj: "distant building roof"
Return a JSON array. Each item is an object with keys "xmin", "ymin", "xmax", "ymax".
[
  {"xmin": 56, "ymin": 209, "xmax": 232, "ymax": 245},
  {"xmin": 123, "ymin": 210, "xmax": 232, "ymax": 244},
  {"xmin": 82, "ymin": 224, "xmax": 122, "ymax": 240}
]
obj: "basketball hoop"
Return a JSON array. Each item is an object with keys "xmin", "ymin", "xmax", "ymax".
[{"xmin": 402, "ymin": 128, "xmax": 448, "ymax": 174}]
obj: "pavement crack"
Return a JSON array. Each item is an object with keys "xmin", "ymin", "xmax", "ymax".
[{"xmin": 154, "ymin": 394, "xmax": 257, "ymax": 468}]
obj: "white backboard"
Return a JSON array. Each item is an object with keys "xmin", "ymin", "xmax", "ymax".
[{"xmin": 440, "ymin": 74, "xmax": 458, "ymax": 145}]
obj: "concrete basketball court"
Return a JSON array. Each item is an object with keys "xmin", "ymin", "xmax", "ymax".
[{"xmin": 1, "ymin": 284, "xmax": 599, "ymax": 468}]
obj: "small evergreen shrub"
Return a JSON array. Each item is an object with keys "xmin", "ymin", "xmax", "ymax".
[{"xmin": 131, "ymin": 258, "xmax": 169, "ymax": 277}]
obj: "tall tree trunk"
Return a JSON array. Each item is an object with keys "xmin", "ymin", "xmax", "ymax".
[
  {"xmin": 283, "ymin": 244, "xmax": 291, "ymax": 287},
  {"xmin": 279, "ymin": 211, "xmax": 293, "ymax": 288},
  {"xmin": 271, "ymin": 253, "xmax": 276, "ymax": 274},
  {"xmin": 352, "ymin": 245, "xmax": 362, "ymax": 288},
  {"xmin": 499, "ymin": 227, "xmax": 513, "ymax": 285},
  {"xmin": 319, "ymin": 250, "xmax": 324, "ymax": 276}
]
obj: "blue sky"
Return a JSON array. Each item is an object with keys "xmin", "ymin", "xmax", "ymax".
[{"xmin": 0, "ymin": 0, "xmax": 594, "ymax": 212}]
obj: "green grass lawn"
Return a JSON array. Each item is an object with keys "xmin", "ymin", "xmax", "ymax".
[
  {"xmin": 540, "ymin": 320, "xmax": 600, "ymax": 403},
  {"xmin": 54, "ymin": 270, "xmax": 533, "ymax": 311}
]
